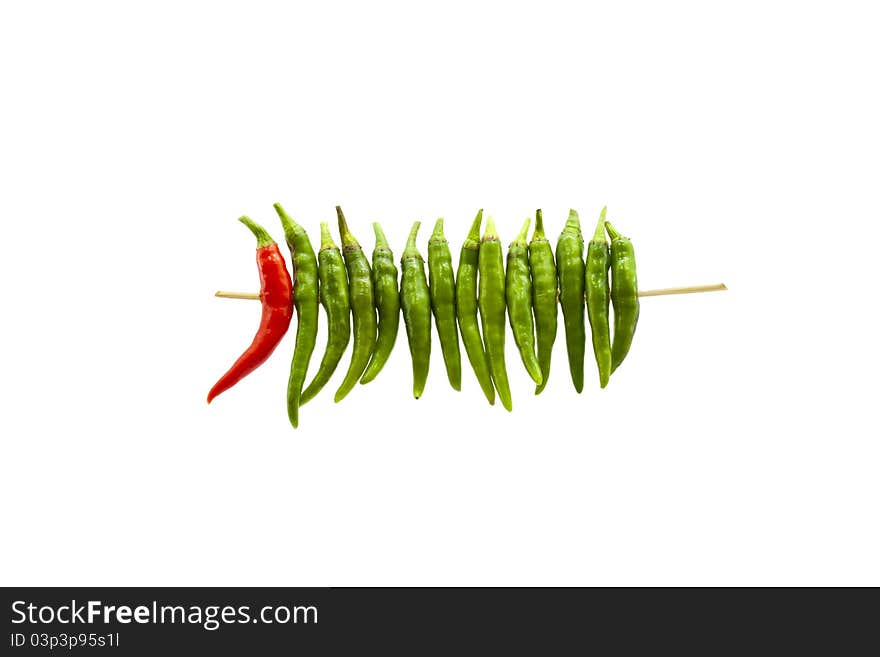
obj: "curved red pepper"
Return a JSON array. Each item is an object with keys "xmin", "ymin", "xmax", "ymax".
[{"xmin": 207, "ymin": 216, "xmax": 294, "ymax": 403}]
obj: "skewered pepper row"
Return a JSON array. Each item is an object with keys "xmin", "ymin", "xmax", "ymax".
[{"xmin": 207, "ymin": 206, "xmax": 640, "ymax": 427}]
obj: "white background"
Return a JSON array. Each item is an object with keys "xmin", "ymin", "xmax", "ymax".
[{"xmin": 1, "ymin": 1, "xmax": 878, "ymax": 586}]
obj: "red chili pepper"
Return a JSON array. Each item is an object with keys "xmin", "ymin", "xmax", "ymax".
[{"xmin": 207, "ymin": 216, "xmax": 294, "ymax": 403}]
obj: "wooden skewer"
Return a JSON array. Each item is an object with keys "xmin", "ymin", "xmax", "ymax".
[
  {"xmin": 636, "ymin": 283, "xmax": 727, "ymax": 297},
  {"xmin": 215, "ymin": 283, "xmax": 727, "ymax": 300},
  {"xmin": 214, "ymin": 291, "xmax": 261, "ymax": 300}
]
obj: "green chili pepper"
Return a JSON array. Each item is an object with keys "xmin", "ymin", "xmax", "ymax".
[
  {"xmin": 300, "ymin": 222, "xmax": 351, "ymax": 405},
  {"xmin": 479, "ymin": 216, "xmax": 512, "ymax": 412},
  {"xmin": 556, "ymin": 209, "xmax": 586, "ymax": 393},
  {"xmin": 605, "ymin": 218, "xmax": 640, "ymax": 374},
  {"xmin": 333, "ymin": 206, "xmax": 377, "ymax": 402},
  {"xmin": 400, "ymin": 221, "xmax": 432, "ymax": 399},
  {"xmin": 585, "ymin": 207, "xmax": 612, "ymax": 388},
  {"xmin": 274, "ymin": 203, "xmax": 318, "ymax": 428},
  {"xmin": 455, "ymin": 210, "xmax": 495, "ymax": 406},
  {"xmin": 360, "ymin": 222, "xmax": 400, "ymax": 385},
  {"xmin": 427, "ymin": 218, "xmax": 462, "ymax": 391},
  {"xmin": 506, "ymin": 217, "xmax": 543, "ymax": 386},
  {"xmin": 528, "ymin": 209, "xmax": 557, "ymax": 395}
]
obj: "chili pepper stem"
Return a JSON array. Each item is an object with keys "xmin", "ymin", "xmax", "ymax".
[
  {"xmin": 604, "ymin": 220, "xmax": 621, "ymax": 240},
  {"xmin": 336, "ymin": 205, "xmax": 358, "ymax": 246},
  {"xmin": 467, "ymin": 210, "xmax": 483, "ymax": 241},
  {"xmin": 404, "ymin": 221, "xmax": 421, "ymax": 255},
  {"xmin": 373, "ymin": 222, "xmax": 391, "ymax": 249},
  {"xmin": 533, "ymin": 209, "xmax": 546, "ymax": 240},
  {"xmin": 483, "ymin": 215, "xmax": 498, "ymax": 238},
  {"xmin": 513, "ymin": 217, "xmax": 531, "ymax": 244},
  {"xmin": 319, "ymin": 221, "xmax": 334, "ymax": 248},
  {"xmin": 592, "ymin": 207, "xmax": 608, "ymax": 242},
  {"xmin": 431, "ymin": 217, "xmax": 445, "ymax": 239},
  {"xmin": 238, "ymin": 216, "xmax": 275, "ymax": 248}
]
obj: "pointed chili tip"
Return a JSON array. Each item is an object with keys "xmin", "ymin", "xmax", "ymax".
[{"xmin": 238, "ymin": 215, "xmax": 275, "ymax": 248}]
